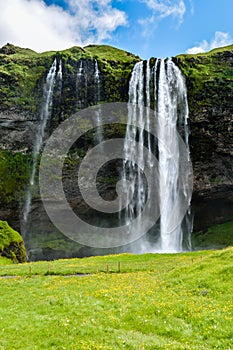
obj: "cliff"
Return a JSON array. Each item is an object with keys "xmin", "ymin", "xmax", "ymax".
[
  {"xmin": 176, "ymin": 46, "xmax": 233, "ymax": 230},
  {"xmin": 0, "ymin": 43, "xmax": 232, "ymax": 259}
]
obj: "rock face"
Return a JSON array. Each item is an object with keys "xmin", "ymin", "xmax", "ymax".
[
  {"xmin": 0, "ymin": 43, "xmax": 232, "ymax": 259},
  {"xmin": 176, "ymin": 48, "xmax": 233, "ymax": 230}
]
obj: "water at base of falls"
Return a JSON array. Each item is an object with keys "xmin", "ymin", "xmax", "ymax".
[{"xmin": 121, "ymin": 58, "xmax": 192, "ymax": 253}]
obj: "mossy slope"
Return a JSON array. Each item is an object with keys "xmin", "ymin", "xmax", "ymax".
[
  {"xmin": 0, "ymin": 220, "xmax": 27, "ymax": 262},
  {"xmin": 193, "ymin": 220, "xmax": 233, "ymax": 250},
  {"xmin": 176, "ymin": 44, "xmax": 233, "ymax": 110}
]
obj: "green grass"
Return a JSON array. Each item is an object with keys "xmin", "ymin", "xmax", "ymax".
[
  {"xmin": 84, "ymin": 44, "xmax": 140, "ymax": 62},
  {"xmin": 60, "ymin": 44, "xmax": 140, "ymax": 63},
  {"xmin": 193, "ymin": 221, "xmax": 233, "ymax": 250},
  {"xmin": 0, "ymin": 248, "xmax": 232, "ymax": 349},
  {"xmin": 0, "ymin": 256, "xmax": 12, "ymax": 265},
  {"xmin": 177, "ymin": 44, "xmax": 233, "ymax": 58}
]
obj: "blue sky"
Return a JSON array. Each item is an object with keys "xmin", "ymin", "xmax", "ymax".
[{"xmin": 0, "ymin": 0, "xmax": 232, "ymax": 59}]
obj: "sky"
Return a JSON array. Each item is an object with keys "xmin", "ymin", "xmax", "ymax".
[{"xmin": 0, "ymin": 0, "xmax": 232, "ymax": 59}]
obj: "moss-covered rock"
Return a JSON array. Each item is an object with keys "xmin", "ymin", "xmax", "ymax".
[{"xmin": 0, "ymin": 220, "xmax": 27, "ymax": 262}]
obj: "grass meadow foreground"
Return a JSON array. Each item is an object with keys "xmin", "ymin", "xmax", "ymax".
[{"xmin": 0, "ymin": 249, "xmax": 232, "ymax": 350}]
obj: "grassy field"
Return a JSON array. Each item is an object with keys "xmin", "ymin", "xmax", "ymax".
[
  {"xmin": 192, "ymin": 221, "xmax": 233, "ymax": 250},
  {"xmin": 0, "ymin": 249, "xmax": 232, "ymax": 350}
]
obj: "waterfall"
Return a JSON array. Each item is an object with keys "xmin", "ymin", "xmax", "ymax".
[
  {"xmin": 121, "ymin": 61, "xmax": 149, "ymax": 228},
  {"xmin": 94, "ymin": 59, "xmax": 103, "ymax": 145},
  {"xmin": 76, "ymin": 60, "xmax": 87, "ymax": 109},
  {"xmin": 22, "ymin": 58, "xmax": 58, "ymax": 227},
  {"xmin": 121, "ymin": 58, "xmax": 191, "ymax": 252},
  {"xmin": 94, "ymin": 59, "xmax": 100, "ymax": 103},
  {"xmin": 57, "ymin": 59, "xmax": 63, "ymax": 94},
  {"xmin": 156, "ymin": 58, "xmax": 190, "ymax": 252}
]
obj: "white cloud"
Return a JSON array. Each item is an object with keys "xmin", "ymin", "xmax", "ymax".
[
  {"xmin": 188, "ymin": 0, "xmax": 194, "ymax": 15},
  {"xmin": 67, "ymin": 0, "xmax": 127, "ymax": 42},
  {"xmin": 187, "ymin": 31, "xmax": 233, "ymax": 54},
  {"xmin": 0, "ymin": 0, "xmax": 127, "ymax": 52},
  {"xmin": 138, "ymin": 0, "xmax": 186, "ymax": 37},
  {"xmin": 141, "ymin": 0, "xmax": 186, "ymax": 22}
]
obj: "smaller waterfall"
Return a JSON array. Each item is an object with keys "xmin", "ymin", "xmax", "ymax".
[
  {"xmin": 121, "ymin": 61, "xmax": 150, "ymax": 228},
  {"xmin": 94, "ymin": 59, "xmax": 103, "ymax": 145},
  {"xmin": 94, "ymin": 59, "xmax": 101, "ymax": 103},
  {"xmin": 57, "ymin": 59, "xmax": 63, "ymax": 94},
  {"xmin": 22, "ymin": 59, "xmax": 58, "ymax": 226},
  {"xmin": 76, "ymin": 60, "xmax": 87, "ymax": 109}
]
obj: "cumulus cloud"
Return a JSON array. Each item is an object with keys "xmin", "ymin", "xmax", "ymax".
[
  {"xmin": 141, "ymin": 0, "xmax": 186, "ymax": 22},
  {"xmin": 67, "ymin": 0, "xmax": 127, "ymax": 42},
  {"xmin": 187, "ymin": 31, "xmax": 233, "ymax": 54},
  {"xmin": 0, "ymin": 0, "xmax": 127, "ymax": 52},
  {"xmin": 138, "ymin": 0, "xmax": 186, "ymax": 37}
]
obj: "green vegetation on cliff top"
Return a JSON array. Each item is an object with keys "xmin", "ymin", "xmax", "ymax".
[
  {"xmin": 0, "ymin": 248, "xmax": 232, "ymax": 349},
  {"xmin": 176, "ymin": 44, "xmax": 233, "ymax": 107},
  {"xmin": 1, "ymin": 42, "xmax": 233, "ymax": 113},
  {"xmin": 0, "ymin": 43, "xmax": 140, "ymax": 112}
]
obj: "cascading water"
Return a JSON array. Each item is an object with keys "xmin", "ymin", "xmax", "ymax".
[
  {"xmin": 22, "ymin": 59, "xmax": 59, "ymax": 229},
  {"xmin": 121, "ymin": 58, "xmax": 191, "ymax": 252},
  {"xmin": 76, "ymin": 60, "xmax": 87, "ymax": 109},
  {"xmin": 76, "ymin": 59, "xmax": 102, "ymax": 144},
  {"xmin": 94, "ymin": 59, "xmax": 103, "ymax": 145},
  {"xmin": 156, "ymin": 58, "xmax": 190, "ymax": 252},
  {"xmin": 121, "ymin": 61, "xmax": 150, "ymax": 228},
  {"xmin": 94, "ymin": 59, "xmax": 100, "ymax": 103},
  {"xmin": 57, "ymin": 59, "xmax": 63, "ymax": 94}
]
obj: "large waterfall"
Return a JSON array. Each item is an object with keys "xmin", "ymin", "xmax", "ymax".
[
  {"xmin": 122, "ymin": 58, "xmax": 192, "ymax": 252},
  {"xmin": 22, "ymin": 55, "xmax": 191, "ymax": 254},
  {"xmin": 22, "ymin": 59, "xmax": 62, "ymax": 229}
]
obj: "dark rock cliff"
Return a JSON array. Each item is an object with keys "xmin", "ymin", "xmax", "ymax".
[{"xmin": 176, "ymin": 47, "xmax": 233, "ymax": 230}]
